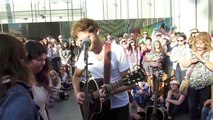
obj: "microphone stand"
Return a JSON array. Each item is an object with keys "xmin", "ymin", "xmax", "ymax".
[{"xmin": 83, "ymin": 47, "xmax": 89, "ymax": 120}]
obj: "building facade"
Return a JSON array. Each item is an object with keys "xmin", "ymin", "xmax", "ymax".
[{"xmin": 0, "ymin": 0, "xmax": 212, "ymax": 39}]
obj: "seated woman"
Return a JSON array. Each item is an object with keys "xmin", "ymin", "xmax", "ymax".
[
  {"xmin": 201, "ymin": 85, "xmax": 213, "ymax": 120},
  {"xmin": 166, "ymin": 80, "xmax": 187, "ymax": 119},
  {"xmin": 49, "ymin": 70, "xmax": 62, "ymax": 100},
  {"xmin": 49, "ymin": 70, "xmax": 69, "ymax": 102},
  {"xmin": 59, "ymin": 66, "xmax": 72, "ymax": 90}
]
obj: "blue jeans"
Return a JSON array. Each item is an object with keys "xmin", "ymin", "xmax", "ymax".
[
  {"xmin": 201, "ymin": 106, "xmax": 213, "ymax": 120},
  {"xmin": 188, "ymin": 86, "xmax": 211, "ymax": 120}
]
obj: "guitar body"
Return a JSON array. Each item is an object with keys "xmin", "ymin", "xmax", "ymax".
[
  {"xmin": 146, "ymin": 106, "xmax": 168, "ymax": 120},
  {"xmin": 80, "ymin": 79, "xmax": 110, "ymax": 120},
  {"xmin": 79, "ymin": 68, "xmax": 146, "ymax": 120}
]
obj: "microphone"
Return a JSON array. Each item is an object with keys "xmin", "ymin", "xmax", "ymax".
[{"xmin": 82, "ymin": 37, "xmax": 91, "ymax": 62}]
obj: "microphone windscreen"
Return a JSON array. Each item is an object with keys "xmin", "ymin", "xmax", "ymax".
[{"xmin": 82, "ymin": 37, "xmax": 91, "ymax": 45}]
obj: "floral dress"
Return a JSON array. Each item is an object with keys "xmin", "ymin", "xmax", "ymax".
[{"xmin": 187, "ymin": 51, "xmax": 213, "ymax": 90}]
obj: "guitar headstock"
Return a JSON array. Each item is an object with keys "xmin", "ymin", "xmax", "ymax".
[{"xmin": 122, "ymin": 68, "xmax": 147, "ymax": 85}]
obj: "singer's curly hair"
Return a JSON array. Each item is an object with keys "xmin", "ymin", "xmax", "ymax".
[{"xmin": 71, "ymin": 18, "xmax": 99, "ymax": 40}]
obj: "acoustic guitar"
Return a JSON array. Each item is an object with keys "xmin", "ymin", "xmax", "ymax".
[
  {"xmin": 146, "ymin": 70, "xmax": 168, "ymax": 120},
  {"xmin": 80, "ymin": 68, "xmax": 147, "ymax": 120}
]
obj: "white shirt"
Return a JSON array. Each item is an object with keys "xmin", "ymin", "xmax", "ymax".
[
  {"xmin": 32, "ymin": 85, "xmax": 49, "ymax": 120},
  {"xmin": 75, "ymin": 43, "xmax": 130, "ymax": 109},
  {"xmin": 170, "ymin": 45, "xmax": 190, "ymax": 70}
]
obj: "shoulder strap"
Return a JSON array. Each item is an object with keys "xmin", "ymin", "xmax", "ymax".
[{"xmin": 104, "ymin": 43, "xmax": 111, "ymax": 84}]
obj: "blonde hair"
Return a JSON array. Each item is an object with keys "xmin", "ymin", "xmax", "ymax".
[
  {"xmin": 191, "ymin": 32, "xmax": 212, "ymax": 52},
  {"xmin": 49, "ymin": 70, "xmax": 60, "ymax": 86}
]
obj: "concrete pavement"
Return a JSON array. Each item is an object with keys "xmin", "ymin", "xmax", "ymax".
[{"xmin": 48, "ymin": 90, "xmax": 189, "ymax": 120}]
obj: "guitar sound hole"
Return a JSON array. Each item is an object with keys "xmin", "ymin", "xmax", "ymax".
[{"xmin": 89, "ymin": 90, "xmax": 95, "ymax": 101}]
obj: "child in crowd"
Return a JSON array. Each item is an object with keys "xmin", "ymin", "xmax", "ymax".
[{"xmin": 59, "ymin": 66, "xmax": 72, "ymax": 90}]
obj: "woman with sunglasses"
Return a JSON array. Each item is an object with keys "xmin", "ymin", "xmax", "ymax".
[{"xmin": 170, "ymin": 33, "xmax": 190, "ymax": 83}]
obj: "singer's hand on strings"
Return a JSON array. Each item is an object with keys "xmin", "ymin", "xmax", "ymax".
[
  {"xmin": 99, "ymin": 84, "xmax": 111, "ymax": 102},
  {"xmin": 99, "ymin": 89, "xmax": 107, "ymax": 102}
]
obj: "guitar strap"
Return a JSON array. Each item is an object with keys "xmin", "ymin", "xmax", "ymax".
[{"xmin": 104, "ymin": 43, "xmax": 111, "ymax": 84}]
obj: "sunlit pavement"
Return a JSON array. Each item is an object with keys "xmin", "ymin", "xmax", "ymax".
[
  {"xmin": 48, "ymin": 90, "xmax": 82, "ymax": 120},
  {"xmin": 48, "ymin": 90, "xmax": 189, "ymax": 120}
]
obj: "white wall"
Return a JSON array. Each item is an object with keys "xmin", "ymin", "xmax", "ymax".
[
  {"xmin": 86, "ymin": 0, "xmax": 171, "ymax": 20},
  {"xmin": 196, "ymin": 0, "xmax": 209, "ymax": 32},
  {"xmin": 171, "ymin": 0, "xmax": 212, "ymax": 37},
  {"xmin": 86, "ymin": 0, "xmax": 212, "ymax": 35},
  {"xmin": 1, "ymin": 0, "xmax": 212, "ymax": 32},
  {"xmin": 85, "ymin": 0, "xmax": 104, "ymax": 20},
  {"xmin": 210, "ymin": 0, "xmax": 213, "ymax": 32}
]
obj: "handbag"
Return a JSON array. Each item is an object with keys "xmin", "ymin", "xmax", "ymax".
[
  {"xmin": 179, "ymin": 62, "xmax": 197, "ymax": 95},
  {"xmin": 179, "ymin": 76, "xmax": 190, "ymax": 95}
]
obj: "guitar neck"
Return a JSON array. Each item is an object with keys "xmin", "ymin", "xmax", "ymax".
[
  {"xmin": 91, "ymin": 79, "xmax": 124, "ymax": 100},
  {"xmin": 91, "ymin": 68, "xmax": 145, "ymax": 100},
  {"xmin": 105, "ymin": 80, "xmax": 124, "ymax": 93},
  {"xmin": 152, "ymin": 73, "xmax": 161, "ymax": 115}
]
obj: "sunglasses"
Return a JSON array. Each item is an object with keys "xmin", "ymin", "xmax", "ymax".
[{"xmin": 177, "ymin": 40, "xmax": 184, "ymax": 42}]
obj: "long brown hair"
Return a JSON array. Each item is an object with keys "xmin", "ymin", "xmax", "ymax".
[
  {"xmin": 24, "ymin": 40, "xmax": 51, "ymax": 93},
  {"xmin": 0, "ymin": 33, "xmax": 35, "ymax": 91},
  {"xmin": 152, "ymin": 40, "xmax": 164, "ymax": 53}
]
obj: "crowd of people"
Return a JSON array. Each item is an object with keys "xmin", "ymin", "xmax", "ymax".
[
  {"xmin": 71, "ymin": 18, "xmax": 213, "ymax": 120},
  {"xmin": 0, "ymin": 17, "xmax": 213, "ymax": 120}
]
